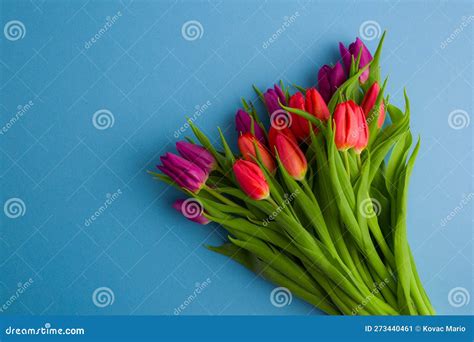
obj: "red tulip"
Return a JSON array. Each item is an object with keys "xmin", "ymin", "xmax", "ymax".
[
  {"xmin": 238, "ymin": 133, "xmax": 275, "ymax": 172},
  {"xmin": 361, "ymin": 82, "xmax": 385, "ymax": 128},
  {"xmin": 333, "ymin": 100, "xmax": 368, "ymax": 153},
  {"xmin": 305, "ymin": 88, "xmax": 330, "ymax": 122},
  {"xmin": 288, "ymin": 89, "xmax": 329, "ymax": 141},
  {"xmin": 354, "ymin": 108, "xmax": 368, "ymax": 154},
  {"xmin": 288, "ymin": 92, "xmax": 310, "ymax": 139},
  {"xmin": 274, "ymin": 133, "xmax": 307, "ymax": 181},
  {"xmin": 268, "ymin": 126, "xmax": 297, "ymax": 152},
  {"xmin": 233, "ymin": 160, "xmax": 270, "ymax": 200}
]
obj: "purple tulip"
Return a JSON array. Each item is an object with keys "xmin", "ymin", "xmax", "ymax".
[
  {"xmin": 339, "ymin": 38, "xmax": 373, "ymax": 83},
  {"xmin": 235, "ymin": 109, "xmax": 266, "ymax": 143},
  {"xmin": 157, "ymin": 153, "xmax": 208, "ymax": 193},
  {"xmin": 173, "ymin": 199, "xmax": 210, "ymax": 225},
  {"xmin": 176, "ymin": 141, "xmax": 216, "ymax": 173},
  {"xmin": 317, "ymin": 63, "xmax": 346, "ymax": 103},
  {"xmin": 264, "ymin": 84, "xmax": 286, "ymax": 115}
]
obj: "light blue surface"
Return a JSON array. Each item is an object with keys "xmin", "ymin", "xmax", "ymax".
[{"xmin": 0, "ymin": 0, "xmax": 472, "ymax": 316}]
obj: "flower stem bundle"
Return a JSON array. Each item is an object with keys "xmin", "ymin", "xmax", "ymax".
[{"xmin": 150, "ymin": 33, "xmax": 435, "ymax": 315}]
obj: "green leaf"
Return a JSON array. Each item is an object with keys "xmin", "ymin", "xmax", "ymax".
[
  {"xmin": 366, "ymin": 31, "xmax": 386, "ymax": 87},
  {"xmin": 188, "ymin": 120, "xmax": 227, "ymax": 168},
  {"xmin": 218, "ymin": 127, "xmax": 235, "ymax": 170}
]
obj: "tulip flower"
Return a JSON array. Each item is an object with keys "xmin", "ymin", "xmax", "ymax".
[
  {"xmin": 238, "ymin": 133, "xmax": 275, "ymax": 172},
  {"xmin": 288, "ymin": 89, "xmax": 329, "ymax": 141},
  {"xmin": 268, "ymin": 126, "xmax": 297, "ymax": 152},
  {"xmin": 333, "ymin": 100, "xmax": 368, "ymax": 153},
  {"xmin": 264, "ymin": 84, "xmax": 286, "ymax": 115},
  {"xmin": 274, "ymin": 133, "xmax": 307, "ymax": 180},
  {"xmin": 176, "ymin": 141, "xmax": 216, "ymax": 173},
  {"xmin": 305, "ymin": 88, "xmax": 330, "ymax": 122},
  {"xmin": 339, "ymin": 38, "xmax": 373, "ymax": 83},
  {"xmin": 233, "ymin": 160, "xmax": 270, "ymax": 200},
  {"xmin": 288, "ymin": 92, "xmax": 309, "ymax": 139},
  {"xmin": 360, "ymin": 82, "xmax": 385, "ymax": 128},
  {"xmin": 235, "ymin": 109, "xmax": 266, "ymax": 143},
  {"xmin": 173, "ymin": 199, "xmax": 210, "ymax": 225},
  {"xmin": 318, "ymin": 63, "xmax": 346, "ymax": 103},
  {"xmin": 157, "ymin": 153, "xmax": 208, "ymax": 193}
]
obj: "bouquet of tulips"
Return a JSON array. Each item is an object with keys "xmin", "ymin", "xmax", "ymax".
[{"xmin": 150, "ymin": 33, "xmax": 435, "ymax": 315}]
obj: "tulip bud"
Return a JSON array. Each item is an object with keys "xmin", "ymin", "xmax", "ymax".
[
  {"xmin": 354, "ymin": 107, "xmax": 368, "ymax": 154},
  {"xmin": 333, "ymin": 100, "xmax": 368, "ymax": 153},
  {"xmin": 360, "ymin": 82, "xmax": 385, "ymax": 128},
  {"xmin": 233, "ymin": 160, "xmax": 270, "ymax": 200},
  {"xmin": 235, "ymin": 109, "xmax": 266, "ymax": 143},
  {"xmin": 176, "ymin": 141, "xmax": 216, "ymax": 173},
  {"xmin": 339, "ymin": 38, "xmax": 373, "ymax": 83},
  {"xmin": 288, "ymin": 92, "xmax": 309, "ymax": 139},
  {"xmin": 317, "ymin": 63, "xmax": 346, "ymax": 103},
  {"xmin": 264, "ymin": 84, "xmax": 286, "ymax": 116},
  {"xmin": 173, "ymin": 199, "xmax": 210, "ymax": 225},
  {"xmin": 274, "ymin": 133, "xmax": 307, "ymax": 181},
  {"xmin": 157, "ymin": 153, "xmax": 208, "ymax": 193},
  {"xmin": 305, "ymin": 88, "xmax": 330, "ymax": 122},
  {"xmin": 238, "ymin": 133, "xmax": 275, "ymax": 172},
  {"xmin": 268, "ymin": 126, "xmax": 297, "ymax": 152}
]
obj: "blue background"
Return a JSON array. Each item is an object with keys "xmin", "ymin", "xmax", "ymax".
[{"xmin": 0, "ymin": 0, "xmax": 472, "ymax": 316}]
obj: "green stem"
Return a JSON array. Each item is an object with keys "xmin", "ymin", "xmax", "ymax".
[
  {"xmin": 204, "ymin": 185, "xmax": 239, "ymax": 207},
  {"xmin": 343, "ymin": 150, "xmax": 351, "ymax": 179}
]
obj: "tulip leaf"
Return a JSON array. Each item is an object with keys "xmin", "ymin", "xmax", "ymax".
[
  {"xmin": 252, "ymin": 84, "xmax": 265, "ymax": 105},
  {"xmin": 241, "ymin": 97, "xmax": 250, "ymax": 112},
  {"xmin": 328, "ymin": 63, "xmax": 370, "ymax": 112},
  {"xmin": 387, "ymin": 104, "xmax": 404, "ymax": 123},
  {"xmin": 393, "ymin": 137, "xmax": 420, "ymax": 314},
  {"xmin": 325, "ymin": 124, "xmax": 363, "ymax": 246},
  {"xmin": 217, "ymin": 127, "xmax": 235, "ymax": 169},
  {"xmin": 279, "ymin": 103, "xmax": 326, "ymax": 134},
  {"xmin": 366, "ymin": 31, "xmax": 386, "ymax": 88},
  {"xmin": 188, "ymin": 120, "xmax": 227, "ymax": 168},
  {"xmin": 228, "ymin": 235, "xmax": 319, "ymax": 294},
  {"xmin": 292, "ymin": 84, "xmax": 307, "ymax": 93},
  {"xmin": 206, "ymin": 242, "xmax": 340, "ymax": 315}
]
